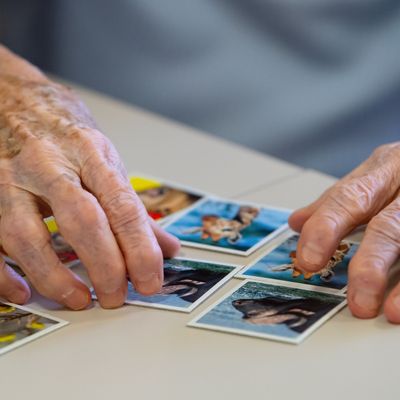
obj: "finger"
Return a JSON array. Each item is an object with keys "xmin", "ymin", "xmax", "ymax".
[
  {"xmin": 384, "ymin": 281, "xmax": 400, "ymax": 324},
  {"xmin": 0, "ymin": 256, "xmax": 31, "ymax": 304},
  {"xmin": 289, "ymin": 171, "xmax": 383, "ymax": 232},
  {"xmin": 288, "ymin": 172, "xmax": 357, "ymax": 232},
  {"xmin": 347, "ymin": 197, "xmax": 400, "ymax": 319},
  {"xmin": 295, "ymin": 173, "xmax": 398, "ymax": 273},
  {"xmin": 44, "ymin": 174, "xmax": 128, "ymax": 308},
  {"xmin": 289, "ymin": 144, "xmax": 400, "ymax": 233},
  {"xmin": 288, "ymin": 196, "xmax": 326, "ymax": 232},
  {"xmin": 87, "ymin": 174, "xmax": 163, "ymax": 295},
  {"xmin": 79, "ymin": 135, "xmax": 164, "ymax": 295},
  {"xmin": 0, "ymin": 189, "xmax": 91, "ymax": 310},
  {"xmin": 149, "ymin": 218, "xmax": 181, "ymax": 259}
]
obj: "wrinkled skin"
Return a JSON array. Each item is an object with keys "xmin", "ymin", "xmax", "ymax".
[
  {"xmin": 0, "ymin": 46, "xmax": 180, "ymax": 310},
  {"xmin": 1, "ymin": 47, "xmax": 399, "ymax": 322},
  {"xmin": 290, "ymin": 142, "xmax": 400, "ymax": 323}
]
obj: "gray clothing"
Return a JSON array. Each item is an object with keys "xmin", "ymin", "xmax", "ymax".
[{"xmin": 1, "ymin": 0, "xmax": 400, "ymax": 176}]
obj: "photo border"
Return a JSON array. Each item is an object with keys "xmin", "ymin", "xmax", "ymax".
[
  {"xmin": 188, "ymin": 279, "xmax": 347, "ymax": 344},
  {"xmin": 92, "ymin": 257, "xmax": 243, "ymax": 313},
  {"xmin": 236, "ymin": 230, "xmax": 359, "ymax": 294},
  {"xmin": 163, "ymin": 196, "xmax": 292, "ymax": 256},
  {"xmin": 0, "ymin": 301, "xmax": 69, "ymax": 356},
  {"xmin": 128, "ymin": 172, "xmax": 211, "ymax": 225}
]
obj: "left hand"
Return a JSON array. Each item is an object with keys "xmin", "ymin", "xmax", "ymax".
[{"xmin": 289, "ymin": 142, "xmax": 400, "ymax": 323}]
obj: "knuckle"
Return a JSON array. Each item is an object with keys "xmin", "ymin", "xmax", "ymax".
[
  {"xmin": 64, "ymin": 124, "xmax": 98, "ymax": 142},
  {"xmin": 60, "ymin": 193, "xmax": 103, "ymax": 229},
  {"xmin": 80, "ymin": 139, "xmax": 127, "ymax": 188},
  {"xmin": 334, "ymin": 178, "xmax": 375, "ymax": 213},
  {"xmin": 350, "ymin": 255, "xmax": 389, "ymax": 295},
  {"xmin": 370, "ymin": 142, "xmax": 400, "ymax": 172},
  {"xmin": 100, "ymin": 190, "xmax": 160, "ymax": 254},
  {"xmin": 368, "ymin": 254, "xmax": 392, "ymax": 277},
  {"xmin": 368, "ymin": 211, "xmax": 400, "ymax": 248},
  {"xmin": 65, "ymin": 126, "xmax": 88, "ymax": 141},
  {"xmin": 45, "ymin": 172, "xmax": 81, "ymax": 199},
  {"xmin": 141, "ymin": 245, "xmax": 163, "ymax": 265},
  {"xmin": 128, "ymin": 241, "xmax": 163, "ymax": 278},
  {"xmin": 79, "ymin": 130, "xmax": 122, "ymax": 169},
  {"xmin": 372, "ymin": 142, "xmax": 400, "ymax": 158},
  {"xmin": 328, "ymin": 172, "xmax": 390, "ymax": 223},
  {"xmin": 303, "ymin": 212, "xmax": 339, "ymax": 234},
  {"xmin": 371, "ymin": 143, "xmax": 390, "ymax": 158},
  {"xmin": 79, "ymin": 206, "xmax": 103, "ymax": 228},
  {"xmin": 324, "ymin": 190, "xmax": 360, "ymax": 225},
  {"xmin": 64, "ymin": 127, "xmax": 103, "ymax": 161},
  {"xmin": 103, "ymin": 189, "xmax": 147, "ymax": 233}
]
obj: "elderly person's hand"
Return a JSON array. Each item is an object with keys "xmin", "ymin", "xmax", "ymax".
[
  {"xmin": 0, "ymin": 45, "xmax": 180, "ymax": 310},
  {"xmin": 289, "ymin": 142, "xmax": 400, "ymax": 323}
]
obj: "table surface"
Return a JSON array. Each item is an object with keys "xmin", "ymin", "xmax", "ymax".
[{"xmin": 1, "ymin": 84, "xmax": 399, "ymax": 400}]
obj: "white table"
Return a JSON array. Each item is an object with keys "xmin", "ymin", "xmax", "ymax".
[{"xmin": 1, "ymin": 84, "xmax": 399, "ymax": 400}]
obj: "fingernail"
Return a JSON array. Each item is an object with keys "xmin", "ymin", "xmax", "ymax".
[
  {"xmin": 135, "ymin": 273, "xmax": 162, "ymax": 295},
  {"xmin": 97, "ymin": 289, "xmax": 126, "ymax": 309},
  {"xmin": 353, "ymin": 289, "xmax": 380, "ymax": 311},
  {"xmin": 62, "ymin": 287, "xmax": 90, "ymax": 310},
  {"xmin": 301, "ymin": 241, "xmax": 326, "ymax": 270}
]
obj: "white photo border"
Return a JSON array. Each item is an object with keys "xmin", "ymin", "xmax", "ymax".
[
  {"xmin": 128, "ymin": 172, "xmax": 211, "ymax": 225},
  {"xmin": 0, "ymin": 301, "xmax": 69, "ymax": 356},
  {"xmin": 163, "ymin": 196, "xmax": 293, "ymax": 256},
  {"xmin": 92, "ymin": 257, "xmax": 244, "ymax": 313},
  {"xmin": 236, "ymin": 229, "xmax": 359, "ymax": 294},
  {"xmin": 187, "ymin": 279, "xmax": 347, "ymax": 345}
]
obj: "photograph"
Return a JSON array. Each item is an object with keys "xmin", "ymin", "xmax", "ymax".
[
  {"xmin": 164, "ymin": 198, "xmax": 291, "ymax": 256},
  {"xmin": 188, "ymin": 280, "xmax": 347, "ymax": 344},
  {"xmin": 238, "ymin": 235, "xmax": 358, "ymax": 292},
  {"xmin": 0, "ymin": 302, "xmax": 69, "ymax": 356},
  {"xmin": 129, "ymin": 175, "xmax": 205, "ymax": 222},
  {"xmin": 92, "ymin": 258, "xmax": 241, "ymax": 312},
  {"xmin": 50, "ymin": 232, "xmax": 80, "ymax": 266}
]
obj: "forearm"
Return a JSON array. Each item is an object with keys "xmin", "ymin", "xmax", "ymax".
[{"xmin": 0, "ymin": 44, "xmax": 47, "ymax": 82}]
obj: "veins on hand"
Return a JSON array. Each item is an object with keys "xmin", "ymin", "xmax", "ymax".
[{"xmin": 0, "ymin": 74, "xmax": 96, "ymax": 159}]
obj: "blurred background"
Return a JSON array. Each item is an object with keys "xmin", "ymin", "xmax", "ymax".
[{"xmin": 1, "ymin": 0, "xmax": 400, "ymax": 177}]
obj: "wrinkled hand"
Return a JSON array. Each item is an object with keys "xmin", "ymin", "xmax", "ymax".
[
  {"xmin": 289, "ymin": 142, "xmax": 400, "ymax": 323},
  {"xmin": 0, "ymin": 50, "xmax": 180, "ymax": 310}
]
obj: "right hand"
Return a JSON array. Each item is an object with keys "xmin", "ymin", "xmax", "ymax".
[{"xmin": 0, "ymin": 45, "xmax": 180, "ymax": 310}]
